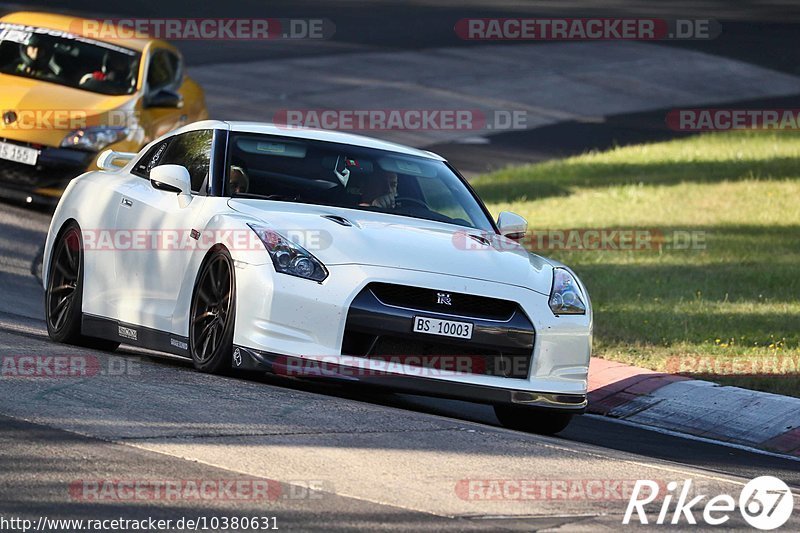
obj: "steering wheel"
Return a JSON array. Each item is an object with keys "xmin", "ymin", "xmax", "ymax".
[{"xmin": 395, "ymin": 197, "xmax": 428, "ymax": 210}]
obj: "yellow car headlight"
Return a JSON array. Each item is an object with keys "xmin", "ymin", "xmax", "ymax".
[{"xmin": 61, "ymin": 126, "xmax": 129, "ymax": 152}]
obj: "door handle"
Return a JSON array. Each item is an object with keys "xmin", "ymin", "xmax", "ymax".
[{"xmin": 121, "ymin": 197, "xmax": 133, "ymax": 208}]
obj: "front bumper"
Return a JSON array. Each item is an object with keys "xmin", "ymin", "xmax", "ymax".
[
  {"xmin": 234, "ymin": 346, "xmax": 587, "ymax": 411},
  {"xmin": 0, "ymin": 138, "xmax": 94, "ymax": 205},
  {"xmin": 229, "ymin": 263, "xmax": 592, "ymax": 404}
]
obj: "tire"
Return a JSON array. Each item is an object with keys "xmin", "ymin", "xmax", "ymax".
[
  {"xmin": 45, "ymin": 222, "xmax": 120, "ymax": 351},
  {"xmin": 189, "ymin": 248, "xmax": 236, "ymax": 374},
  {"xmin": 493, "ymin": 405, "xmax": 573, "ymax": 435}
]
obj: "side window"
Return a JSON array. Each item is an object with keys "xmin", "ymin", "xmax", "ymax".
[
  {"xmin": 131, "ymin": 131, "xmax": 213, "ymax": 193},
  {"xmin": 156, "ymin": 130, "xmax": 214, "ymax": 193},
  {"xmin": 132, "ymin": 140, "xmax": 171, "ymax": 178},
  {"xmin": 147, "ymin": 49, "xmax": 180, "ymax": 91}
]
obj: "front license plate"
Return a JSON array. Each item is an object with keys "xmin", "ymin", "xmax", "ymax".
[
  {"xmin": 413, "ymin": 316, "xmax": 473, "ymax": 340},
  {"xmin": 0, "ymin": 141, "xmax": 38, "ymax": 166}
]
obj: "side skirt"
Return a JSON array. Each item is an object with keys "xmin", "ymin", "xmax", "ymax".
[{"xmin": 82, "ymin": 313, "xmax": 191, "ymax": 358}]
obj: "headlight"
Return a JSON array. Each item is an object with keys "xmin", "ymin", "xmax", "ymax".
[
  {"xmin": 549, "ymin": 267, "xmax": 586, "ymax": 315},
  {"xmin": 248, "ymin": 224, "xmax": 328, "ymax": 282},
  {"xmin": 61, "ymin": 126, "xmax": 128, "ymax": 151}
]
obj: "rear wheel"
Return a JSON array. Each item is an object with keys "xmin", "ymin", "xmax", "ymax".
[
  {"xmin": 494, "ymin": 405, "xmax": 573, "ymax": 435},
  {"xmin": 45, "ymin": 223, "xmax": 119, "ymax": 351},
  {"xmin": 189, "ymin": 249, "xmax": 236, "ymax": 374}
]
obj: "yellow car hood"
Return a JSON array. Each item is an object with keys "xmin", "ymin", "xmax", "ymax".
[{"xmin": 0, "ymin": 73, "xmax": 133, "ymax": 147}]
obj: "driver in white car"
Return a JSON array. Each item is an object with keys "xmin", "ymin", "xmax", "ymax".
[
  {"xmin": 229, "ymin": 165, "xmax": 250, "ymax": 195},
  {"xmin": 360, "ymin": 171, "xmax": 398, "ymax": 208}
]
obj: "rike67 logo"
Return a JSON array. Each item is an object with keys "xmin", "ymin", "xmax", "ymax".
[{"xmin": 624, "ymin": 476, "xmax": 794, "ymax": 530}]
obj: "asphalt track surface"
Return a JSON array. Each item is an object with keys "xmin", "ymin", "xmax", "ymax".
[{"xmin": 1, "ymin": 1, "xmax": 800, "ymax": 530}]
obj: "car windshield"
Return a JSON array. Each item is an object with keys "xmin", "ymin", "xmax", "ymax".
[
  {"xmin": 0, "ymin": 23, "xmax": 140, "ymax": 96},
  {"xmin": 225, "ymin": 133, "xmax": 496, "ymax": 232}
]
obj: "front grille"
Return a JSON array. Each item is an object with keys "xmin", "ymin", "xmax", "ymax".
[
  {"xmin": 342, "ymin": 284, "xmax": 535, "ymax": 379},
  {"xmin": 369, "ymin": 282, "xmax": 517, "ymax": 321},
  {"xmin": 342, "ymin": 331, "xmax": 531, "ymax": 378}
]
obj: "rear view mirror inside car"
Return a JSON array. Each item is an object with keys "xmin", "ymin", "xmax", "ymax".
[
  {"xmin": 236, "ymin": 138, "xmax": 307, "ymax": 158},
  {"xmin": 379, "ymin": 157, "xmax": 437, "ymax": 177},
  {"xmin": 322, "ymin": 156, "xmax": 374, "ymax": 173}
]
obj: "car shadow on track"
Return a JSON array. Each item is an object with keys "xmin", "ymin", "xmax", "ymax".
[{"xmin": 124, "ymin": 346, "xmax": 800, "ymax": 486}]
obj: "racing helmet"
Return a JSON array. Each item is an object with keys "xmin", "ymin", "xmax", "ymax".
[{"xmin": 18, "ymin": 34, "xmax": 53, "ymax": 72}]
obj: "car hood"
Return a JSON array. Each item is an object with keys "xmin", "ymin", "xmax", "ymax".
[
  {"xmin": 0, "ymin": 74, "xmax": 133, "ymax": 147},
  {"xmin": 228, "ymin": 199, "xmax": 554, "ymax": 295}
]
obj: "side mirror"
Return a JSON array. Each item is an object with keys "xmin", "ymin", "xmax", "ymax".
[
  {"xmin": 151, "ymin": 164, "xmax": 191, "ymax": 194},
  {"xmin": 144, "ymin": 89, "xmax": 183, "ymax": 109},
  {"xmin": 497, "ymin": 211, "xmax": 527, "ymax": 240},
  {"xmin": 151, "ymin": 165, "xmax": 192, "ymax": 208}
]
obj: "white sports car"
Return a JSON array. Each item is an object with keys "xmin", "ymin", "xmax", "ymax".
[{"xmin": 43, "ymin": 120, "xmax": 592, "ymax": 434}]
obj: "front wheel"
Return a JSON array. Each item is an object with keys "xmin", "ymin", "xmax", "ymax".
[
  {"xmin": 45, "ymin": 223, "xmax": 119, "ymax": 351},
  {"xmin": 189, "ymin": 248, "xmax": 236, "ymax": 374},
  {"xmin": 494, "ymin": 405, "xmax": 573, "ymax": 435}
]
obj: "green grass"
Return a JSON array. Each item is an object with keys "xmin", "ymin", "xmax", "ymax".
[{"xmin": 472, "ymin": 131, "xmax": 800, "ymax": 397}]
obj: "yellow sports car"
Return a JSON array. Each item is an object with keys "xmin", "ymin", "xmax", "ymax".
[{"xmin": 0, "ymin": 11, "xmax": 208, "ymax": 205}]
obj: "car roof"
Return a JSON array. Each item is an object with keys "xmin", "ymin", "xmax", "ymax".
[
  {"xmin": 221, "ymin": 121, "xmax": 446, "ymax": 161},
  {"xmin": 163, "ymin": 120, "xmax": 446, "ymax": 161},
  {"xmin": 0, "ymin": 11, "xmax": 172, "ymax": 53}
]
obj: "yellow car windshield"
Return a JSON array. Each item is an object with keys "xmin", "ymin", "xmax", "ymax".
[{"xmin": 0, "ymin": 23, "xmax": 140, "ymax": 96}]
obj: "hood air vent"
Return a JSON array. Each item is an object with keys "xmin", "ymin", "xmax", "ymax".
[{"xmin": 321, "ymin": 214, "xmax": 353, "ymax": 227}]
